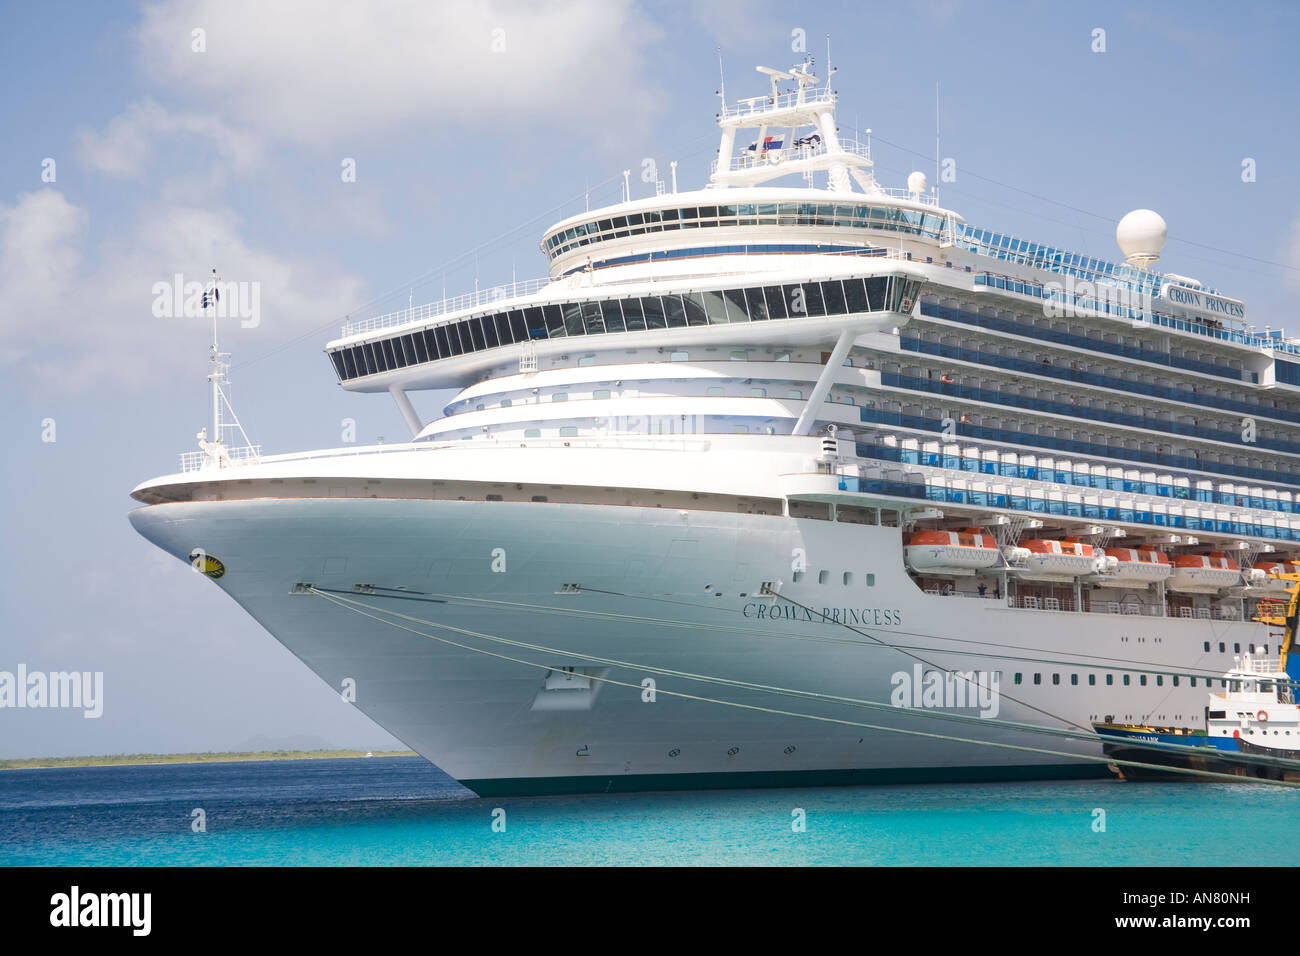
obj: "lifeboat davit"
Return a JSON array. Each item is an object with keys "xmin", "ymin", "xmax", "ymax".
[
  {"xmin": 1018, "ymin": 539, "xmax": 1097, "ymax": 581},
  {"xmin": 1245, "ymin": 561, "xmax": 1295, "ymax": 593},
  {"xmin": 904, "ymin": 530, "xmax": 1000, "ymax": 574},
  {"xmin": 1103, "ymin": 547, "xmax": 1172, "ymax": 585},
  {"xmin": 1167, "ymin": 552, "xmax": 1241, "ymax": 593}
]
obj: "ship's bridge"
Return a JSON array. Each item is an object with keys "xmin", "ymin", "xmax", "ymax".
[{"xmin": 539, "ymin": 187, "xmax": 964, "ymax": 278}]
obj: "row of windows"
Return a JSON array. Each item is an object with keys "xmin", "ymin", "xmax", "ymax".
[
  {"xmin": 542, "ymin": 203, "xmax": 950, "ymax": 259},
  {"xmin": 1013, "ymin": 672, "xmax": 1227, "ymax": 688},
  {"xmin": 859, "ymin": 441, "xmax": 1300, "ymax": 515},
  {"xmin": 922, "ymin": 302, "xmax": 1250, "ymax": 382},
  {"xmin": 885, "ymin": 372, "xmax": 1300, "ymax": 456},
  {"xmin": 328, "ymin": 275, "xmax": 916, "ymax": 383},
  {"xmin": 857, "ymin": 406, "xmax": 1300, "ymax": 488},
  {"xmin": 902, "ymin": 333, "xmax": 1298, "ymax": 427},
  {"xmin": 559, "ymin": 243, "xmax": 878, "ymax": 276},
  {"xmin": 789, "ymin": 570, "xmax": 877, "ymax": 585}
]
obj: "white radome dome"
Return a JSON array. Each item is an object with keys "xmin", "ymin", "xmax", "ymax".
[
  {"xmin": 907, "ymin": 170, "xmax": 929, "ymax": 197},
  {"xmin": 1116, "ymin": 208, "xmax": 1167, "ymax": 265}
]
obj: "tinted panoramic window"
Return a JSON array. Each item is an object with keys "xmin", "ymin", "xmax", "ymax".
[{"xmin": 327, "ymin": 273, "xmax": 910, "ymax": 382}]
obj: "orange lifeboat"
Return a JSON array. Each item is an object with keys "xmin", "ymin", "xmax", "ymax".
[
  {"xmin": 1018, "ymin": 539, "xmax": 1097, "ymax": 580},
  {"xmin": 904, "ymin": 530, "xmax": 1000, "ymax": 574},
  {"xmin": 1103, "ymin": 547, "xmax": 1172, "ymax": 585},
  {"xmin": 1167, "ymin": 552, "xmax": 1241, "ymax": 593},
  {"xmin": 1246, "ymin": 561, "xmax": 1295, "ymax": 593}
]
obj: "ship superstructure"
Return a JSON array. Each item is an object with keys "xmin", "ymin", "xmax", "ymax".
[{"xmin": 129, "ymin": 63, "xmax": 1300, "ymax": 794}]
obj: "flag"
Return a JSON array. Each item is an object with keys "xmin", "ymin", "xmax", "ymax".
[{"xmin": 746, "ymin": 135, "xmax": 785, "ymax": 154}]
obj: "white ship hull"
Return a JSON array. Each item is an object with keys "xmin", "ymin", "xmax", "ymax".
[{"xmin": 129, "ymin": 496, "xmax": 1265, "ymax": 794}]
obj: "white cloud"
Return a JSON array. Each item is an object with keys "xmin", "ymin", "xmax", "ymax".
[
  {"xmin": 0, "ymin": 190, "xmax": 88, "ymax": 363},
  {"xmin": 135, "ymin": 0, "xmax": 663, "ymax": 146},
  {"xmin": 74, "ymin": 99, "xmax": 261, "ymax": 177},
  {"xmin": 0, "ymin": 189, "xmax": 364, "ymax": 390}
]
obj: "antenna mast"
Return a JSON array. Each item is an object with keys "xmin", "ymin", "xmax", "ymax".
[
  {"xmin": 935, "ymin": 81, "xmax": 940, "ymax": 203},
  {"xmin": 190, "ymin": 267, "xmax": 258, "ymax": 471}
]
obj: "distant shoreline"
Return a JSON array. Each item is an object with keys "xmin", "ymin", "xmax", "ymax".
[{"xmin": 0, "ymin": 750, "xmax": 418, "ymax": 770}]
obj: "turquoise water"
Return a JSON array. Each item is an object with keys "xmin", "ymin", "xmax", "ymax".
[{"xmin": 2, "ymin": 756, "xmax": 1297, "ymax": 865}]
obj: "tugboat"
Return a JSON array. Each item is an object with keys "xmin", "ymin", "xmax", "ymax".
[
  {"xmin": 1094, "ymin": 653, "xmax": 1300, "ymax": 781},
  {"xmin": 1094, "ymin": 570, "xmax": 1300, "ymax": 782}
]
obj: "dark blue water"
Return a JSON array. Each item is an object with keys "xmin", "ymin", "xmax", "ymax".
[{"xmin": 2, "ymin": 757, "xmax": 1298, "ymax": 865}]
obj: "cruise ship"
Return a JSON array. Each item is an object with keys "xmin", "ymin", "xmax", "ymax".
[{"xmin": 129, "ymin": 63, "xmax": 1300, "ymax": 794}]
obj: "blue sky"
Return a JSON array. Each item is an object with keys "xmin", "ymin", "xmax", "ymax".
[{"xmin": 2, "ymin": 0, "xmax": 1298, "ymax": 758}]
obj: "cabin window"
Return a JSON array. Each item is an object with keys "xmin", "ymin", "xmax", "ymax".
[
  {"xmin": 559, "ymin": 426, "xmax": 578, "ymax": 437},
  {"xmin": 670, "ymin": 351, "xmax": 689, "ymax": 362},
  {"xmin": 864, "ymin": 573, "xmax": 875, "ymax": 587},
  {"xmin": 733, "ymin": 425, "xmax": 749, "ymax": 433},
  {"xmin": 1033, "ymin": 674, "xmax": 1041, "ymax": 685},
  {"xmin": 707, "ymin": 386, "xmax": 724, "ymax": 396},
  {"xmin": 1190, "ymin": 677, "xmax": 1197, "ymax": 688},
  {"xmin": 1219, "ymin": 643, "xmax": 1226, "ymax": 653},
  {"xmin": 1014, "ymin": 673, "xmax": 1022, "ymax": 685},
  {"xmin": 552, "ymin": 392, "xmax": 568, "ymax": 402},
  {"xmin": 752, "ymin": 388, "xmax": 767, "ymax": 397},
  {"xmin": 1106, "ymin": 675, "xmax": 1113, "ymax": 685},
  {"xmin": 593, "ymin": 389, "xmax": 610, "ymax": 399},
  {"xmin": 1203, "ymin": 642, "xmax": 1210, "ymax": 652},
  {"xmin": 843, "ymin": 572, "xmax": 853, "ymax": 585},
  {"xmin": 818, "ymin": 571, "xmax": 829, "ymax": 584},
  {"xmin": 524, "ymin": 428, "xmax": 540, "ymax": 438},
  {"xmin": 792, "ymin": 571, "xmax": 805, "ymax": 582},
  {"xmin": 731, "ymin": 350, "xmax": 748, "ymax": 361},
  {"xmin": 500, "ymin": 399, "xmax": 512, "ymax": 407},
  {"xmin": 1155, "ymin": 676, "xmax": 1162, "ymax": 686},
  {"xmin": 1070, "ymin": 674, "xmax": 1078, "ymax": 686},
  {"xmin": 1088, "ymin": 674, "xmax": 1096, "ymax": 686},
  {"xmin": 1172, "ymin": 676, "xmax": 1179, "ymax": 687},
  {"xmin": 1234, "ymin": 643, "xmax": 1241, "ymax": 653},
  {"xmin": 1052, "ymin": 674, "xmax": 1060, "ymax": 685},
  {"xmin": 1122, "ymin": 675, "xmax": 1130, "ymax": 686},
  {"xmin": 787, "ymin": 389, "xmax": 803, "ymax": 399}
]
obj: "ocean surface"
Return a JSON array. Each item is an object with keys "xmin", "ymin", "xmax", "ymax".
[{"xmin": 2, "ymin": 756, "xmax": 1298, "ymax": 866}]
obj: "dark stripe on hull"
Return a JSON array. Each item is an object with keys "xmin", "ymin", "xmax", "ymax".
[{"xmin": 461, "ymin": 763, "xmax": 1109, "ymax": 797}]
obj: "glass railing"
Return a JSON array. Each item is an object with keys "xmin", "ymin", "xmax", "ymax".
[
  {"xmin": 899, "ymin": 336, "xmax": 1300, "ymax": 426},
  {"xmin": 920, "ymin": 302, "xmax": 1252, "ymax": 382},
  {"xmin": 836, "ymin": 472, "xmax": 1300, "ymax": 542},
  {"xmin": 856, "ymin": 406, "xmax": 1300, "ymax": 487},
  {"xmin": 881, "ymin": 372, "xmax": 1300, "ymax": 456},
  {"xmin": 855, "ymin": 441, "xmax": 1300, "ymax": 515}
]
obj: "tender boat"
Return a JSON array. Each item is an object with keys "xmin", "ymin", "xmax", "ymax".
[
  {"xmin": 904, "ymin": 529, "xmax": 1000, "ymax": 574},
  {"xmin": 1017, "ymin": 538, "xmax": 1097, "ymax": 581},
  {"xmin": 1245, "ymin": 561, "xmax": 1295, "ymax": 593},
  {"xmin": 1167, "ymin": 552, "xmax": 1241, "ymax": 593},
  {"xmin": 1103, "ymin": 547, "xmax": 1172, "ymax": 584}
]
